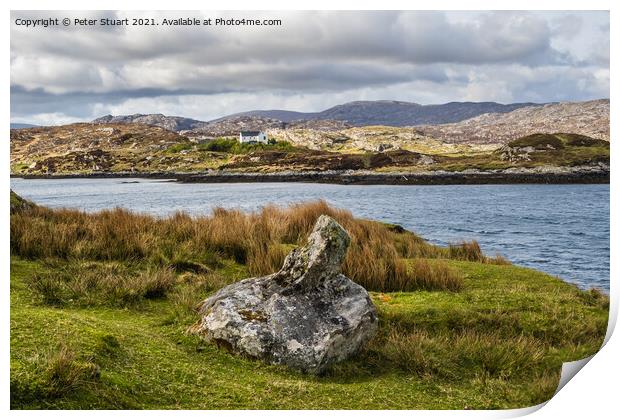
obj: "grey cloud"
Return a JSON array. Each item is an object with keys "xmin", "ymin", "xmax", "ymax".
[
  {"xmin": 9, "ymin": 10, "xmax": 609, "ymax": 124},
  {"xmin": 12, "ymin": 11, "xmax": 565, "ymax": 67}
]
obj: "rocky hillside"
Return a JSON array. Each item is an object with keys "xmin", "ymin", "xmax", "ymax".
[
  {"xmin": 183, "ymin": 115, "xmax": 286, "ymax": 138},
  {"xmin": 416, "ymin": 99, "xmax": 609, "ymax": 145},
  {"xmin": 9, "ymin": 122, "xmax": 609, "ymax": 176},
  {"xmin": 267, "ymin": 126, "xmax": 495, "ymax": 154},
  {"xmin": 10, "ymin": 98, "xmax": 609, "ymax": 175},
  {"xmin": 214, "ymin": 100, "xmax": 540, "ymax": 126},
  {"xmin": 10, "ymin": 123, "xmax": 189, "ymax": 173},
  {"xmin": 93, "ymin": 114, "xmax": 205, "ymax": 132},
  {"xmin": 90, "ymin": 100, "xmax": 541, "ymax": 133},
  {"xmin": 87, "ymin": 99, "xmax": 608, "ymax": 148}
]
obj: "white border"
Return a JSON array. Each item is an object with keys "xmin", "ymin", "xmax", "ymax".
[{"xmin": 2, "ymin": 1, "xmax": 617, "ymax": 419}]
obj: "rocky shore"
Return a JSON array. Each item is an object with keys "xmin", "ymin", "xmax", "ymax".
[{"xmin": 12, "ymin": 165, "xmax": 610, "ymax": 185}]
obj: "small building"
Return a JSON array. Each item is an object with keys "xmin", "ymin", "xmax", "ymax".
[{"xmin": 239, "ymin": 131, "xmax": 268, "ymax": 144}]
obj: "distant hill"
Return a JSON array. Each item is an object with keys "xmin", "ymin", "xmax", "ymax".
[
  {"xmin": 219, "ymin": 100, "xmax": 541, "ymax": 126},
  {"xmin": 87, "ymin": 99, "xmax": 609, "ymax": 146},
  {"xmin": 10, "ymin": 123, "xmax": 38, "ymax": 129},
  {"xmin": 216, "ymin": 109, "xmax": 316, "ymax": 123},
  {"xmin": 92, "ymin": 100, "xmax": 543, "ymax": 132},
  {"xmin": 416, "ymin": 99, "xmax": 610, "ymax": 144},
  {"xmin": 93, "ymin": 114, "xmax": 206, "ymax": 132}
]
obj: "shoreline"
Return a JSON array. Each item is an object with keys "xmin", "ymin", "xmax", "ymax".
[{"xmin": 10, "ymin": 167, "xmax": 610, "ymax": 185}]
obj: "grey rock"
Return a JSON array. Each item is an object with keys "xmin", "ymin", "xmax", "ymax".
[{"xmin": 192, "ymin": 215, "xmax": 378, "ymax": 374}]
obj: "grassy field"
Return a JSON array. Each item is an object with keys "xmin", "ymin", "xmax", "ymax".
[{"xmin": 10, "ymin": 196, "xmax": 609, "ymax": 409}]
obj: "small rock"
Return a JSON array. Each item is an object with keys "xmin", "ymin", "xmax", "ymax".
[{"xmin": 192, "ymin": 215, "xmax": 378, "ymax": 374}]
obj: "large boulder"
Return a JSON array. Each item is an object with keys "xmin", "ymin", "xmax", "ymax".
[{"xmin": 192, "ymin": 215, "xmax": 378, "ymax": 374}]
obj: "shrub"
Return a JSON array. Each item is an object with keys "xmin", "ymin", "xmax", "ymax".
[
  {"xmin": 197, "ymin": 138, "xmax": 296, "ymax": 154},
  {"xmin": 199, "ymin": 138, "xmax": 238, "ymax": 153},
  {"xmin": 560, "ymin": 133, "xmax": 609, "ymax": 147},
  {"xmin": 166, "ymin": 142, "xmax": 193, "ymax": 153}
]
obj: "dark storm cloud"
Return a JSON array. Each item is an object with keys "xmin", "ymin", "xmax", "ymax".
[{"xmin": 9, "ymin": 10, "xmax": 609, "ymax": 124}]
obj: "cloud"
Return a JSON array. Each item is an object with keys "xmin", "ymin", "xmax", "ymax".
[{"xmin": 10, "ymin": 10, "xmax": 609, "ymax": 124}]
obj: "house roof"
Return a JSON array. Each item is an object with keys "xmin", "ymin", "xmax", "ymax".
[{"xmin": 240, "ymin": 131, "xmax": 262, "ymax": 136}]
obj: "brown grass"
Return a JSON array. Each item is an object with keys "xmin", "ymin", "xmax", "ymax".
[
  {"xmin": 449, "ymin": 240, "xmax": 511, "ymax": 265},
  {"xmin": 406, "ymin": 258, "xmax": 464, "ymax": 292},
  {"xmin": 11, "ymin": 200, "xmax": 498, "ymax": 292}
]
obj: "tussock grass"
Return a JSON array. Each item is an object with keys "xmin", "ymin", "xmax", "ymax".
[
  {"xmin": 376, "ymin": 328, "xmax": 545, "ymax": 380},
  {"xmin": 10, "ymin": 342, "xmax": 101, "ymax": 405},
  {"xmin": 27, "ymin": 261, "xmax": 175, "ymax": 307},
  {"xmin": 43, "ymin": 344, "xmax": 100, "ymax": 397},
  {"xmin": 11, "ymin": 200, "xmax": 481, "ymax": 293},
  {"xmin": 406, "ymin": 258, "xmax": 464, "ymax": 292},
  {"xmin": 448, "ymin": 240, "xmax": 511, "ymax": 264}
]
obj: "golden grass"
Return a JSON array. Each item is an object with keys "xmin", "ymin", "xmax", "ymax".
[{"xmin": 8, "ymin": 200, "xmax": 504, "ymax": 292}]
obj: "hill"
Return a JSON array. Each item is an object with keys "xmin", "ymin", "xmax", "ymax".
[
  {"xmin": 217, "ymin": 100, "xmax": 540, "ymax": 126},
  {"xmin": 10, "ymin": 123, "xmax": 38, "ymax": 129},
  {"xmin": 10, "ymin": 123, "xmax": 189, "ymax": 173},
  {"xmin": 93, "ymin": 114, "xmax": 206, "ymax": 132},
  {"xmin": 92, "ymin": 100, "xmax": 542, "ymax": 133},
  {"xmin": 9, "ymin": 120, "xmax": 609, "ymax": 177},
  {"xmin": 89, "ymin": 99, "xmax": 609, "ymax": 147},
  {"xmin": 417, "ymin": 99, "xmax": 609, "ymax": 144}
]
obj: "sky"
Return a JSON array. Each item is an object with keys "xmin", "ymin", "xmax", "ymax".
[{"xmin": 10, "ymin": 10, "xmax": 610, "ymax": 125}]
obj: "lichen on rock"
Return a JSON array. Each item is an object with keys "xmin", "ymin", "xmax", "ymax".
[{"xmin": 192, "ymin": 215, "xmax": 378, "ymax": 374}]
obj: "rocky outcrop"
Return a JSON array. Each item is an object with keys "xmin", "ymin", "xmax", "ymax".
[
  {"xmin": 93, "ymin": 113, "xmax": 206, "ymax": 132},
  {"xmin": 498, "ymin": 145, "xmax": 537, "ymax": 163},
  {"xmin": 192, "ymin": 215, "xmax": 378, "ymax": 374}
]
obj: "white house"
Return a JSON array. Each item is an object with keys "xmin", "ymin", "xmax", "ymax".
[{"xmin": 239, "ymin": 131, "xmax": 268, "ymax": 144}]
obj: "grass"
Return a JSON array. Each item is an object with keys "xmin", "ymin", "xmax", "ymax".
[
  {"xmin": 11, "ymin": 200, "xmax": 475, "ymax": 292},
  {"xmin": 508, "ymin": 133, "xmax": 566, "ymax": 149},
  {"xmin": 508, "ymin": 133, "xmax": 609, "ymax": 150},
  {"xmin": 10, "ymin": 197, "xmax": 609, "ymax": 409},
  {"xmin": 26, "ymin": 261, "xmax": 176, "ymax": 307},
  {"xmin": 10, "ymin": 258, "xmax": 608, "ymax": 409}
]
